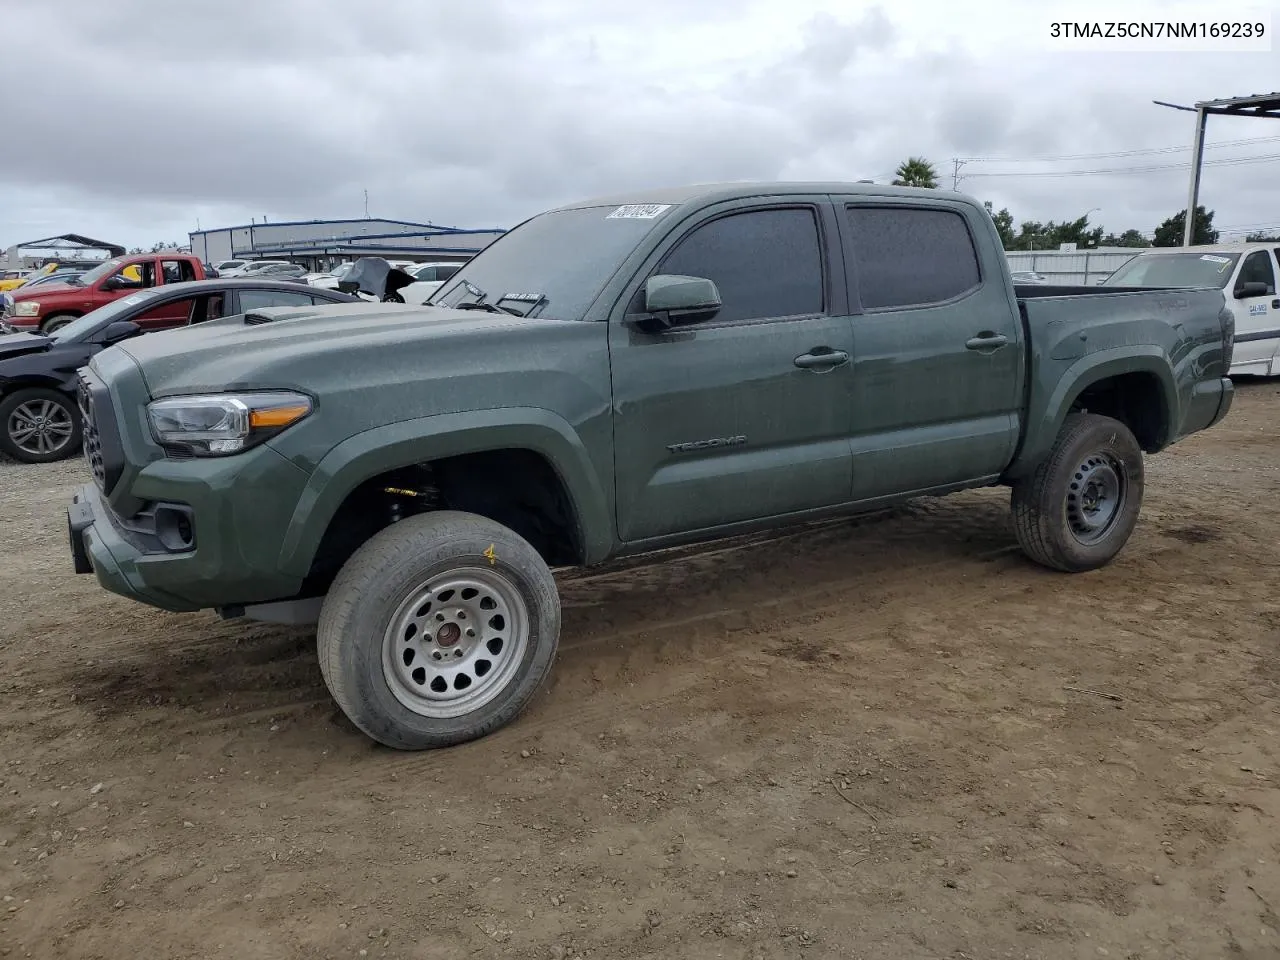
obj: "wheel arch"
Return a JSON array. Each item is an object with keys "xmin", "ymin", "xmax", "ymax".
[
  {"xmin": 1009, "ymin": 348, "xmax": 1178, "ymax": 479},
  {"xmin": 276, "ymin": 407, "xmax": 614, "ymax": 579}
]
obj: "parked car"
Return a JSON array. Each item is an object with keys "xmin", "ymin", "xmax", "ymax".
[
  {"xmin": 0, "ymin": 260, "xmax": 99, "ymax": 292},
  {"xmin": 213, "ymin": 259, "xmax": 248, "ymax": 274},
  {"xmin": 19, "ymin": 270, "xmax": 86, "ymax": 289},
  {"xmin": 1010, "ymin": 270, "xmax": 1049, "ymax": 284},
  {"xmin": 397, "ymin": 261, "xmax": 464, "ymax": 304},
  {"xmin": 236, "ymin": 261, "xmax": 306, "ymax": 280},
  {"xmin": 310, "ymin": 263, "xmax": 355, "ymax": 290},
  {"xmin": 65, "ymin": 181, "xmax": 1234, "ymax": 750},
  {"xmin": 1102, "ymin": 242, "xmax": 1280, "ymax": 377},
  {"xmin": 0, "ymin": 279, "xmax": 359, "ymax": 463},
  {"xmin": 1, "ymin": 253, "xmax": 210, "ymax": 335}
]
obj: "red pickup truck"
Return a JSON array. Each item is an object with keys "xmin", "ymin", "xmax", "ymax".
[{"xmin": 2, "ymin": 253, "xmax": 208, "ymax": 334}]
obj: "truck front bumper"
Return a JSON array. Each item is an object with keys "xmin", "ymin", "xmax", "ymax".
[
  {"xmin": 67, "ymin": 452, "xmax": 312, "ymax": 613},
  {"xmin": 68, "ymin": 482, "xmax": 202, "ymax": 612}
]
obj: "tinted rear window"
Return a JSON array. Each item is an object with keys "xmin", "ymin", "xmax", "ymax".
[{"xmin": 845, "ymin": 207, "xmax": 981, "ymax": 309}]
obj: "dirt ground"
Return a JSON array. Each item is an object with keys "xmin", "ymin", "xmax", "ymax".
[{"xmin": 2, "ymin": 384, "xmax": 1280, "ymax": 960}]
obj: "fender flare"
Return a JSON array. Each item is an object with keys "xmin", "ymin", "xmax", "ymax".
[
  {"xmin": 1010, "ymin": 347, "xmax": 1178, "ymax": 477},
  {"xmin": 275, "ymin": 407, "xmax": 613, "ymax": 577}
]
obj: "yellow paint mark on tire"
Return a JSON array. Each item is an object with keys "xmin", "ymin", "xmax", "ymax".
[{"xmin": 484, "ymin": 544, "xmax": 497, "ymax": 565}]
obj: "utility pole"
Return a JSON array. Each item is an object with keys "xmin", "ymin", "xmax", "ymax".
[
  {"xmin": 951, "ymin": 158, "xmax": 966, "ymax": 190},
  {"xmin": 364, "ymin": 190, "xmax": 370, "ymax": 218},
  {"xmin": 1152, "ymin": 99, "xmax": 1208, "ymax": 247},
  {"xmin": 1182, "ymin": 107, "xmax": 1207, "ymax": 246}
]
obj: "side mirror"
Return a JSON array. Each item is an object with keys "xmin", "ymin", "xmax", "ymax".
[
  {"xmin": 643, "ymin": 274, "xmax": 721, "ymax": 326},
  {"xmin": 1236, "ymin": 281, "xmax": 1271, "ymax": 299},
  {"xmin": 100, "ymin": 320, "xmax": 141, "ymax": 344},
  {"xmin": 101, "ymin": 276, "xmax": 124, "ymax": 291}
]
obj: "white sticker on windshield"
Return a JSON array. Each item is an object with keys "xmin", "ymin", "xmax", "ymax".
[
  {"xmin": 607, "ymin": 204, "xmax": 672, "ymax": 220},
  {"xmin": 121, "ymin": 294, "xmax": 146, "ymax": 305},
  {"xmin": 1199, "ymin": 255, "xmax": 1232, "ymax": 263}
]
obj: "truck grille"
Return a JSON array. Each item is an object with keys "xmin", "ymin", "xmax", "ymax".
[
  {"xmin": 77, "ymin": 371, "xmax": 124, "ymax": 494},
  {"xmin": 78, "ymin": 375, "xmax": 106, "ymax": 488}
]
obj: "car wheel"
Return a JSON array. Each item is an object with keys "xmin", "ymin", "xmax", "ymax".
[
  {"xmin": 1011, "ymin": 413, "xmax": 1145, "ymax": 572},
  {"xmin": 317, "ymin": 510, "xmax": 561, "ymax": 750},
  {"xmin": 41, "ymin": 314, "xmax": 79, "ymax": 334},
  {"xmin": 0, "ymin": 388, "xmax": 83, "ymax": 463}
]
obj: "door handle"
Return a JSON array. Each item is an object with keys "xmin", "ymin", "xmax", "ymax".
[
  {"xmin": 1271, "ymin": 299, "xmax": 1279, "ymax": 309},
  {"xmin": 794, "ymin": 348, "xmax": 849, "ymax": 370},
  {"xmin": 965, "ymin": 333, "xmax": 1009, "ymax": 351}
]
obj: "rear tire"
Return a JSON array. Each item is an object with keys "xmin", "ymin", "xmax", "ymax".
[
  {"xmin": 1011, "ymin": 413, "xmax": 1144, "ymax": 572},
  {"xmin": 317, "ymin": 510, "xmax": 561, "ymax": 750},
  {"xmin": 0, "ymin": 388, "xmax": 82, "ymax": 463}
]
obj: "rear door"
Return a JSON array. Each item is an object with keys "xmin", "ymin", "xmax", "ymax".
[
  {"xmin": 835, "ymin": 198, "xmax": 1024, "ymax": 502},
  {"xmin": 609, "ymin": 199, "xmax": 855, "ymax": 543},
  {"xmin": 139, "ymin": 259, "xmax": 202, "ymax": 328},
  {"xmin": 132, "ymin": 295, "xmax": 197, "ymax": 332},
  {"xmin": 1227, "ymin": 249, "xmax": 1280, "ymax": 372}
]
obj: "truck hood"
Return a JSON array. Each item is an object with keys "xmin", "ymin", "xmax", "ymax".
[
  {"xmin": 114, "ymin": 302, "xmax": 574, "ymax": 398},
  {"xmin": 9, "ymin": 282, "xmax": 81, "ymax": 302},
  {"xmin": 0, "ymin": 331, "xmax": 52, "ymax": 359}
]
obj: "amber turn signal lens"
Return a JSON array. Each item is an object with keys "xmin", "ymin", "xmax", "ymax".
[{"xmin": 249, "ymin": 404, "xmax": 311, "ymax": 428}]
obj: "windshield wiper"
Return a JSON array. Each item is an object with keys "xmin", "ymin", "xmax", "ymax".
[{"xmin": 454, "ymin": 301, "xmax": 522, "ymax": 316}]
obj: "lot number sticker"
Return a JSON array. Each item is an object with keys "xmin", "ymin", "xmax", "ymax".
[
  {"xmin": 1199, "ymin": 255, "xmax": 1232, "ymax": 263},
  {"xmin": 607, "ymin": 204, "xmax": 672, "ymax": 220}
]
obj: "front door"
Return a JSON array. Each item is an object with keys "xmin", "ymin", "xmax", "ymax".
[
  {"xmin": 836, "ymin": 199, "xmax": 1024, "ymax": 502},
  {"xmin": 1227, "ymin": 249, "xmax": 1280, "ymax": 373},
  {"xmin": 609, "ymin": 201, "xmax": 854, "ymax": 544}
]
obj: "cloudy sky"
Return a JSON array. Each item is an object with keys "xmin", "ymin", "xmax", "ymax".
[{"xmin": 2, "ymin": 0, "xmax": 1278, "ymax": 250}]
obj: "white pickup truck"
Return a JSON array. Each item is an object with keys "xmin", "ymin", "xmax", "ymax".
[{"xmin": 1103, "ymin": 242, "xmax": 1280, "ymax": 376}]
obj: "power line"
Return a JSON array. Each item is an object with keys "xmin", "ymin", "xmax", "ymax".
[
  {"xmin": 962, "ymin": 152, "xmax": 1280, "ymax": 179},
  {"xmin": 956, "ymin": 134, "xmax": 1280, "ymax": 164}
]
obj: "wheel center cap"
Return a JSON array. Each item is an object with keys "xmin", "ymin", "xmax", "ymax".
[{"xmin": 436, "ymin": 622, "xmax": 462, "ymax": 647}]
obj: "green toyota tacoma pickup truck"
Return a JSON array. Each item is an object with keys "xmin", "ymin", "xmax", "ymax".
[{"xmin": 66, "ymin": 182, "xmax": 1235, "ymax": 750}]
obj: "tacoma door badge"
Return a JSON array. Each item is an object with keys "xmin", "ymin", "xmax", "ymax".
[{"xmin": 667, "ymin": 435, "xmax": 747, "ymax": 454}]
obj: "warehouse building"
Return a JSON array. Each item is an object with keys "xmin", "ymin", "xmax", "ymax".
[{"xmin": 188, "ymin": 217, "xmax": 506, "ymax": 271}]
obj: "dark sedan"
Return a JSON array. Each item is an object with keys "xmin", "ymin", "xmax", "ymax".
[{"xmin": 0, "ymin": 279, "xmax": 360, "ymax": 463}]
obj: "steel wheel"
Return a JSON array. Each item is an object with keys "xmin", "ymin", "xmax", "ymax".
[
  {"xmin": 8, "ymin": 397, "xmax": 75, "ymax": 457},
  {"xmin": 382, "ymin": 566, "xmax": 530, "ymax": 719},
  {"xmin": 1066, "ymin": 453, "xmax": 1126, "ymax": 545}
]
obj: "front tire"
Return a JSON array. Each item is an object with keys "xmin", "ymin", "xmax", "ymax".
[
  {"xmin": 41, "ymin": 313, "xmax": 78, "ymax": 334},
  {"xmin": 317, "ymin": 510, "xmax": 561, "ymax": 749},
  {"xmin": 0, "ymin": 388, "xmax": 82, "ymax": 463},
  {"xmin": 1011, "ymin": 413, "xmax": 1145, "ymax": 572}
]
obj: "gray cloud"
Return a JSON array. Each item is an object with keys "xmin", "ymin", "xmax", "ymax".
[{"xmin": 2, "ymin": 0, "xmax": 1278, "ymax": 248}]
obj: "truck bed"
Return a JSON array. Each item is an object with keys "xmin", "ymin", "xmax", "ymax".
[{"xmin": 1010, "ymin": 283, "xmax": 1231, "ymax": 473}]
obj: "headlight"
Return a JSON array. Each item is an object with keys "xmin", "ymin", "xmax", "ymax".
[
  {"xmin": 14, "ymin": 301, "xmax": 39, "ymax": 317},
  {"xmin": 147, "ymin": 391, "xmax": 313, "ymax": 456}
]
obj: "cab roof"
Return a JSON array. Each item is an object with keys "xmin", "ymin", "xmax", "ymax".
[{"xmin": 548, "ymin": 180, "xmax": 975, "ymax": 213}]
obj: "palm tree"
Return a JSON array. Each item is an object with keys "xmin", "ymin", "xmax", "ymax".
[{"xmin": 892, "ymin": 157, "xmax": 939, "ymax": 189}]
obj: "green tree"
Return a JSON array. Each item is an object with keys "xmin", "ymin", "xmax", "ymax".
[
  {"xmin": 1152, "ymin": 206, "xmax": 1218, "ymax": 246},
  {"xmin": 983, "ymin": 201, "xmax": 1016, "ymax": 248},
  {"xmin": 1100, "ymin": 229, "xmax": 1151, "ymax": 248},
  {"xmin": 892, "ymin": 156, "xmax": 938, "ymax": 189},
  {"xmin": 1246, "ymin": 231, "xmax": 1280, "ymax": 242},
  {"xmin": 1007, "ymin": 214, "xmax": 1103, "ymax": 251}
]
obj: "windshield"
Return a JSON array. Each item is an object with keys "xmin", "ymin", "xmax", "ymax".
[
  {"xmin": 1103, "ymin": 252, "xmax": 1240, "ymax": 288},
  {"xmin": 430, "ymin": 203, "xmax": 674, "ymax": 320},
  {"xmin": 74, "ymin": 257, "xmax": 129, "ymax": 288},
  {"xmin": 49, "ymin": 289, "xmax": 164, "ymax": 343}
]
